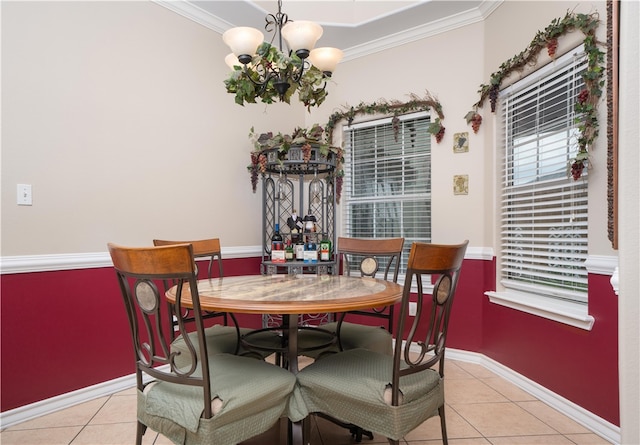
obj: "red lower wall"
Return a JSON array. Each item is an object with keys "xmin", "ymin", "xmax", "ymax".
[
  {"xmin": 480, "ymin": 272, "xmax": 619, "ymax": 425},
  {"xmin": 0, "ymin": 256, "xmax": 619, "ymax": 427},
  {"xmin": 0, "ymin": 257, "xmax": 263, "ymax": 412},
  {"xmin": 445, "ymin": 258, "xmax": 619, "ymax": 426}
]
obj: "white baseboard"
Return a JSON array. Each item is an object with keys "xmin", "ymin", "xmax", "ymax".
[
  {"xmin": 0, "ymin": 368, "xmax": 164, "ymax": 429},
  {"xmin": 1, "ymin": 349, "xmax": 621, "ymax": 445},
  {"xmin": 0, "ymin": 373, "xmax": 136, "ymax": 428},
  {"xmin": 444, "ymin": 348, "xmax": 621, "ymax": 445}
]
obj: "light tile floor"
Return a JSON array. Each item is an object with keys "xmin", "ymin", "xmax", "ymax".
[{"xmin": 1, "ymin": 357, "xmax": 613, "ymax": 445}]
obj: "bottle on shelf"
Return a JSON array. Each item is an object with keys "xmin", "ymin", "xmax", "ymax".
[
  {"xmin": 303, "ymin": 235, "xmax": 318, "ymax": 263},
  {"xmin": 287, "ymin": 210, "xmax": 304, "ymax": 244},
  {"xmin": 295, "ymin": 236, "xmax": 305, "ymax": 261},
  {"xmin": 285, "ymin": 239, "xmax": 294, "ymax": 261},
  {"xmin": 303, "ymin": 214, "xmax": 317, "ymax": 233},
  {"xmin": 320, "ymin": 235, "xmax": 332, "ymax": 262},
  {"xmin": 271, "ymin": 223, "xmax": 285, "ymax": 263}
]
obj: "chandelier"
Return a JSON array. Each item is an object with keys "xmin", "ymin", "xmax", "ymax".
[{"xmin": 223, "ymin": 0, "xmax": 343, "ymax": 109}]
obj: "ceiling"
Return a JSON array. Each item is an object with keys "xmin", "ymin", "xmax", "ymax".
[{"xmin": 156, "ymin": 0, "xmax": 501, "ymax": 59}]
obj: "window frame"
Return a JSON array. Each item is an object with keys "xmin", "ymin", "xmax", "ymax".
[
  {"xmin": 487, "ymin": 46, "xmax": 595, "ymax": 331},
  {"xmin": 340, "ymin": 111, "xmax": 432, "ymax": 284}
]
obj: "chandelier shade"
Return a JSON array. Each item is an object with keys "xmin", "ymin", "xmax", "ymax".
[
  {"xmin": 222, "ymin": 27, "xmax": 264, "ymax": 65},
  {"xmin": 222, "ymin": 0, "xmax": 341, "ymax": 109},
  {"xmin": 309, "ymin": 47, "xmax": 344, "ymax": 76},
  {"xmin": 281, "ymin": 21, "xmax": 323, "ymax": 59},
  {"xmin": 224, "ymin": 52, "xmax": 243, "ymax": 70}
]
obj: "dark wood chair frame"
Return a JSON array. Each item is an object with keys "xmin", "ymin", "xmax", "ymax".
[
  {"xmin": 388, "ymin": 240, "xmax": 468, "ymax": 445},
  {"xmin": 109, "ymin": 243, "xmax": 213, "ymax": 445},
  {"xmin": 325, "ymin": 236, "xmax": 404, "ymax": 442},
  {"xmin": 153, "ymin": 238, "xmax": 237, "ymax": 339},
  {"xmin": 302, "ymin": 240, "xmax": 468, "ymax": 445},
  {"xmin": 334, "ymin": 236, "xmax": 404, "ymax": 347}
]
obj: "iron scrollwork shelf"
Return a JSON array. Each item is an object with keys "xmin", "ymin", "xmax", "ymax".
[{"xmin": 260, "ymin": 144, "xmax": 338, "ymax": 326}]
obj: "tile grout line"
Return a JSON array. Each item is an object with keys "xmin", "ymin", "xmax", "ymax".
[{"xmin": 68, "ymin": 394, "xmax": 113, "ymax": 445}]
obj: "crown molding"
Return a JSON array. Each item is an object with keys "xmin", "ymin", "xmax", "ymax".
[
  {"xmin": 343, "ymin": 2, "xmax": 500, "ymax": 61},
  {"xmin": 153, "ymin": 0, "xmax": 504, "ymax": 61},
  {"xmin": 152, "ymin": 0, "xmax": 231, "ymax": 34}
]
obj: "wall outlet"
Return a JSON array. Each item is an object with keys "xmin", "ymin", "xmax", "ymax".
[{"xmin": 409, "ymin": 301, "xmax": 417, "ymax": 316}]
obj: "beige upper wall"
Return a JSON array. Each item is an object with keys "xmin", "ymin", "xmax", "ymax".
[
  {"xmin": 308, "ymin": 0, "xmax": 612, "ymax": 255},
  {"xmin": 306, "ymin": 20, "xmax": 487, "ymax": 246},
  {"xmin": 1, "ymin": 1, "xmax": 303, "ymax": 255},
  {"xmin": 1, "ymin": 0, "xmax": 614, "ymax": 256},
  {"xmin": 482, "ymin": 0, "xmax": 613, "ymax": 256}
]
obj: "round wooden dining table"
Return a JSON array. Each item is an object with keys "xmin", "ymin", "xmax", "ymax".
[{"xmin": 166, "ymin": 273, "xmax": 403, "ymax": 371}]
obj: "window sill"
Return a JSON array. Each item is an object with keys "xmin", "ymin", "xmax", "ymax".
[{"xmin": 485, "ymin": 290, "xmax": 594, "ymax": 331}]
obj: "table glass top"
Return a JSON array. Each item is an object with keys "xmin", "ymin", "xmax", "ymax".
[
  {"xmin": 195, "ymin": 274, "xmax": 387, "ymax": 302},
  {"xmin": 168, "ymin": 274, "xmax": 403, "ymax": 314}
]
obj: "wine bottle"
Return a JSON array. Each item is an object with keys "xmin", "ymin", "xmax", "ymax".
[
  {"xmin": 295, "ymin": 237, "xmax": 305, "ymax": 261},
  {"xmin": 271, "ymin": 224, "xmax": 285, "ymax": 263}
]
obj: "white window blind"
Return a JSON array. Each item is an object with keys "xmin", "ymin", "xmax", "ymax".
[
  {"xmin": 343, "ymin": 113, "xmax": 431, "ymax": 273},
  {"xmin": 499, "ymin": 46, "xmax": 588, "ymax": 303}
]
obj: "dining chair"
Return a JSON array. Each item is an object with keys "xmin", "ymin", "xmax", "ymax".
[
  {"xmin": 295, "ymin": 240, "xmax": 469, "ymax": 445},
  {"xmin": 298, "ymin": 237, "xmax": 404, "ymax": 361},
  {"xmin": 108, "ymin": 243, "xmax": 296, "ymax": 445},
  {"xmin": 153, "ymin": 238, "xmax": 229, "ymax": 331},
  {"xmin": 153, "ymin": 238, "xmax": 281, "ymax": 361},
  {"xmin": 331, "ymin": 236, "xmax": 404, "ymax": 354}
]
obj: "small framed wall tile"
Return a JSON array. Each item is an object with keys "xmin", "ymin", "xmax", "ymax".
[
  {"xmin": 453, "ymin": 132, "xmax": 469, "ymax": 153},
  {"xmin": 453, "ymin": 174, "xmax": 469, "ymax": 195}
]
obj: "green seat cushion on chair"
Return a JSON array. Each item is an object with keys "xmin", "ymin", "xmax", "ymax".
[
  {"xmin": 171, "ymin": 325, "xmax": 280, "ymax": 368},
  {"xmin": 140, "ymin": 353, "xmax": 296, "ymax": 444},
  {"xmin": 294, "ymin": 348, "xmax": 443, "ymax": 440},
  {"xmin": 327, "ymin": 321, "xmax": 392, "ymax": 355},
  {"xmin": 298, "ymin": 321, "xmax": 392, "ymax": 358}
]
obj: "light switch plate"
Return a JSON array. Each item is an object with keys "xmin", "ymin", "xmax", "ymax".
[{"xmin": 17, "ymin": 184, "xmax": 32, "ymax": 206}]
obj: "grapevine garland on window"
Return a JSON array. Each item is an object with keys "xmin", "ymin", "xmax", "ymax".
[
  {"xmin": 465, "ymin": 11, "xmax": 604, "ymax": 180},
  {"xmin": 247, "ymin": 92, "xmax": 446, "ymax": 205},
  {"xmin": 321, "ymin": 91, "xmax": 445, "ymax": 203},
  {"xmin": 324, "ymin": 91, "xmax": 445, "ymax": 146}
]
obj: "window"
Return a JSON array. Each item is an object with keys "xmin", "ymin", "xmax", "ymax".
[
  {"xmin": 342, "ymin": 112, "xmax": 431, "ymax": 274},
  {"xmin": 499, "ymin": 47, "xmax": 588, "ymax": 304}
]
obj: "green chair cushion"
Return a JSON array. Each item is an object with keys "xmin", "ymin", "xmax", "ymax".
[
  {"xmin": 140, "ymin": 353, "xmax": 296, "ymax": 444},
  {"xmin": 294, "ymin": 348, "xmax": 443, "ymax": 440},
  {"xmin": 297, "ymin": 321, "xmax": 392, "ymax": 358},
  {"xmin": 171, "ymin": 325, "xmax": 279, "ymax": 368},
  {"xmin": 327, "ymin": 321, "xmax": 392, "ymax": 355}
]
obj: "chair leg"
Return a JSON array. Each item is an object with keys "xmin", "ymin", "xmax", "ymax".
[
  {"xmin": 289, "ymin": 420, "xmax": 303, "ymax": 445},
  {"xmin": 439, "ymin": 404, "xmax": 448, "ymax": 445},
  {"xmin": 136, "ymin": 421, "xmax": 146, "ymax": 445},
  {"xmin": 349, "ymin": 425, "xmax": 373, "ymax": 442},
  {"xmin": 315, "ymin": 413, "xmax": 373, "ymax": 443},
  {"xmin": 387, "ymin": 439, "xmax": 399, "ymax": 445},
  {"xmin": 303, "ymin": 416, "xmax": 311, "ymax": 445}
]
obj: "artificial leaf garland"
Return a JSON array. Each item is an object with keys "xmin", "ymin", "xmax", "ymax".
[
  {"xmin": 224, "ymin": 42, "xmax": 331, "ymax": 110},
  {"xmin": 465, "ymin": 11, "xmax": 604, "ymax": 180},
  {"xmin": 247, "ymin": 124, "xmax": 345, "ymax": 202},
  {"xmin": 322, "ymin": 91, "xmax": 446, "ymax": 203},
  {"xmin": 247, "ymin": 92, "xmax": 446, "ymax": 204},
  {"xmin": 325, "ymin": 91, "xmax": 446, "ymax": 145}
]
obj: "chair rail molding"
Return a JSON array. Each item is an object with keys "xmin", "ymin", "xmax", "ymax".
[{"xmin": 0, "ymin": 246, "xmax": 263, "ymax": 275}]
